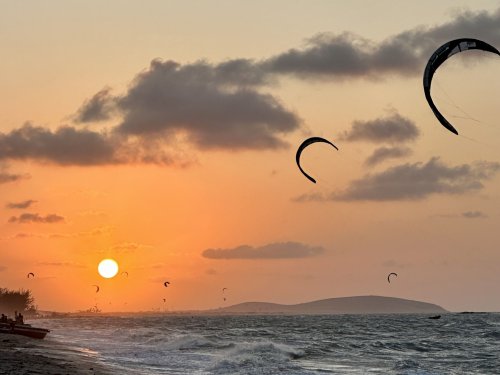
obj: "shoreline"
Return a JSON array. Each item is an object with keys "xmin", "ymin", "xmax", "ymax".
[{"xmin": 0, "ymin": 334, "xmax": 112, "ymax": 375}]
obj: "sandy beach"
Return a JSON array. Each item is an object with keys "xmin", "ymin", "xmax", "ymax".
[{"xmin": 0, "ymin": 334, "xmax": 112, "ymax": 375}]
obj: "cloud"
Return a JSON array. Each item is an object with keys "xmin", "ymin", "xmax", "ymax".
[
  {"xmin": 6, "ymin": 200, "xmax": 37, "ymax": 209},
  {"xmin": 340, "ymin": 112, "xmax": 420, "ymax": 143},
  {"xmin": 37, "ymin": 262, "xmax": 85, "ymax": 268},
  {"xmin": 202, "ymin": 241, "xmax": 324, "ymax": 259},
  {"xmin": 365, "ymin": 146, "xmax": 412, "ymax": 166},
  {"xmin": 334, "ymin": 158, "xmax": 500, "ymax": 201},
  {"xmin": 462, "ymin": 210, "xmax": 488, "ymax": 219},
  {"xmin": 74, "ymin": 88, "xmax": 115, "ymax": 123},
  {"xmin": 8, "ymin": 213, "xmax": 65, "ymax": 224},
  {"xmin": 0, "ymin": 226, "xmax": 113, "ymax": 241},
  {"xmin": 265, "ymin": 8, "xmax": 500, "ymax": 79},
  {"xmin": 0, "ymin": 123, "xmax": 118, "ymax": 165},
  {"xmin": 0, "ymin": 165, "xmax": 30, "ymax": 184},
  {"xmin": 382, "ymin": 260, "xmax": 412, "ymax": 269},
  {"xmin": 112, "ymin": 60, "xmax": 300, "ymax": 150},
  {"xmin": 0, "ymin": 123, "xmax": 186, "ymax": 166},
  {"xmin": 294, "ymin": 158, "xmax": 500, "ymax": 202},
  {"xmin": 111, "ymin": 242, "xmax": 152, "ymax": 252}
]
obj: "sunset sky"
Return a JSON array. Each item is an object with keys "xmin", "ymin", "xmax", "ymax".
[{"xmin": 2, "ymin": 0, "xmax": 500, "ymax": 312}]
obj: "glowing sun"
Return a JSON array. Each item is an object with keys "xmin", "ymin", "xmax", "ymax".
[{"xmin": 98, "ymin": 259, "xmax": 119, "ymax": 279}]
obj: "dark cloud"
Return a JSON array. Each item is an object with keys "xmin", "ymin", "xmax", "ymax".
[
  {"xmin": 8, "ymin": 213, "xmax": 65, "ymax": 224},
  {"xmin": 202, "ymin": 241, "xmax": 324, "ymax": 259},
  {"xmin": 294, "ymin": 158, "xmax": 500, "ymax": 202},
  {"xmin": 6, "ymin": 200, "xmax": 37, "ymax": 209},
  {"xmin": 75, "ymin": 88, "xmax": 115, "ymax": 123},
  {"xmin": 0, "ymin": 123, "xmax": 117, "ymax": 165},
  {"xmin": 0, "ymin": 123, "xmax": 184, "ymax": 166},
  {"xmin": 113, "ymin": 60, "xmax": 300, "ymax": 150},
  {"xmin": 334, "ymin": 158, "xmax": 500, "ymax": 201},
  {"xmin": 462, "ymin": 210, "xmax": 488, "ymax": 219},
  {"xmin": 365, "ymin": 146, "xmax": 413, "ymax": 166},
  {"xmin": 341, "ymin": 112, "xmax": 420, "ymax": 144},
  {"xmin": 265, "ymin": 8, "xmax": 500, "ymax": 79}
]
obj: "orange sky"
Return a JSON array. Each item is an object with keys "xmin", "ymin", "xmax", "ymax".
[{"xmin": 1, "ymin": 1, "xmax": 500, "ymax": 312}]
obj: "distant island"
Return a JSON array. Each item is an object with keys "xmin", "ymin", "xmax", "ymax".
[{"xmin": 210, "ymin": 295, "xmax": 447, "ymax": 315}]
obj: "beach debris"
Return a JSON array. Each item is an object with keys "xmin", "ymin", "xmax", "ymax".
[
  {"xmin": 296, "ymin": 137, "xmax": 338, "ymax": 183},
  {"xmin": 423, "ymin": 38, "xmax": 500, "ymax": 135},
  {"xmin": 387, "ymin": 272, "xmax": 398, "ymax": 283},
  {"xmin": 27, "ymin": 272, "xmax": 35, "ymax": 278}
]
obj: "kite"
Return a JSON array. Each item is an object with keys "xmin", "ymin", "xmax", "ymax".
[
  {"xmin": 423, "ymin": 38, "xmax": 500, "ymax": 135},
  {"xmin": 296, "ymin": 137, "xmax": 338, "ymax": 183}
]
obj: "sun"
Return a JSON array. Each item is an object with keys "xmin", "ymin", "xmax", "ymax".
[{"xmin": 98, "ymin": 259, "xmax": 119, "ymax": 279}]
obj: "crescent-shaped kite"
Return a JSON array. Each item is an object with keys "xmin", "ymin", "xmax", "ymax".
[
  {"xmin": 387, "ymin": 272, "xmax": 398, "ymax": 283},
  {"xmin": 92, "ymin": 284, "xmax": 100, "ymax": 293},
  {"xmin": 27, "ymin": 272, "xmax": 35, "ymax": 278},
  {"xmin": 423, "ymin": 38, "xmax": 500, "ymax": 135},
  {"xmin": 296, "ymin": 137, "xmax": 338, "ymax": 183}
]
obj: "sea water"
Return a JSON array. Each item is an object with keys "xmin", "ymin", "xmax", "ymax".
[{"xmin": 36, "ymin": 313, "xmax": 500, "ymax": 374}]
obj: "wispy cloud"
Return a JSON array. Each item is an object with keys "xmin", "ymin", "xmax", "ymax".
[
  {"xmin": 202, "ymin": 241, "xmax": 324, "ymax": 259},
  {"xmin": 8, "ymin": 213, "xmax": 65, "ymax": 224},
  {"xmin": 365, "ymin": 146, "xmax": 413, "ymax": 166},
  {"xmin": 37, "ymin": 262, "xmax": 86, "ymax": 268},
  {"xmin": 340, "ymin": 112, "xmax": 420, "ymax": 144},
  {"xmin": 462, "ymin": 211, "xmax": 488, "ymax": 219},
  {"xmin": 5, "ymin": 200, "xmax": 37, "ymax": 209}
]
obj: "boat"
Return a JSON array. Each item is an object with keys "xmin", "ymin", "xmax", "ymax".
[
  {"xmin": 428, "ymin": 315, "xmax": 441, "ymax": 320},
  {"xmin": 0, "ymin": 322, "xmax": 50, "ymax": 339}
]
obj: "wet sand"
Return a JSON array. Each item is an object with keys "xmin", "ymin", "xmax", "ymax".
[{"xmin": 0, "ymin": 334, "xmax": 112, "ymax": 375}]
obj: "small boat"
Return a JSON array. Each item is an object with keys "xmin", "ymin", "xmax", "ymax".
[
  {"xmin": 428, "ymin": 315, "xmax": 441, "ymax": 320},
  {"xmin": 0, "ymin": 322, "xmax": 50, "ymax": 339}
]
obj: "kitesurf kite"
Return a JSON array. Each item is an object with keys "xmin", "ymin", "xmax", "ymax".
[
  {"xmin": 27, "ymin": 272, "xmax": 35, "ymax": 278},
  {"xmin": 423, "ymin": 38, "xmax": 500, "ymax": 135},
  {"xmin": 164, "ymin": 281, "xmax": 170, "ymax": 287},
  {"xmin": 387, "ymin": 272, "xmax": 398, "ymax": 283},
  {"xmin": 121, "ymin": 271, "xmax": 128, "ymax": 277},
  {"xmin": 296, "ymin": 137, "xmax": 338, "ymax": 183},
  {"xmin": 222, "ymin": 288, "xmax": 228, "ymax": 293},
  {"xmin": 92, "ymin": 284, "xmax": 100, "ymax": 293}
]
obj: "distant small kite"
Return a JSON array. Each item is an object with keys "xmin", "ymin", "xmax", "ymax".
[
  {"xmin": 27, "ymin": 272, "xmax": 35, "ymax": 278},
  {"xmin": 164, "ymin": 281, "xmax": 170, "ymax": 287},
  {"xmin": 423, "ymin": 38, "xmax": 500, "ymax": 135},
  {"xmin": 92, "ymin": 284, "xmax": 100, "ymax": 293},
  {"xmin": 121, "ymin": 271, "xmax": 129, "ymax": 277},
  {"xmin": 222, "ymin": 288, "xmax": 228, "ymax": 293},
  {"xmin": 387, "ymin": 273, "xmax": 398, "ymax": 283},
  {"xmin": 296, "ymin": 137, "xmax": 338, "ymax": 183}
]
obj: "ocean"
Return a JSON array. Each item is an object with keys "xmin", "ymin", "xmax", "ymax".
[{"xmin": 35, "ymin": 313, "xmax": 500, "ymax": 374}]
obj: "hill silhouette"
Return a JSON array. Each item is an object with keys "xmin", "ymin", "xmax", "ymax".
[{"xmin": 213, "ymin": 295, "xmax": 447, "ymax": 314}]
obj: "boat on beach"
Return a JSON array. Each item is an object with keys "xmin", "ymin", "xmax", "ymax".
[{"xmin": 0, "ymin": 322, "xmax": 50, "ymax": 339}]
